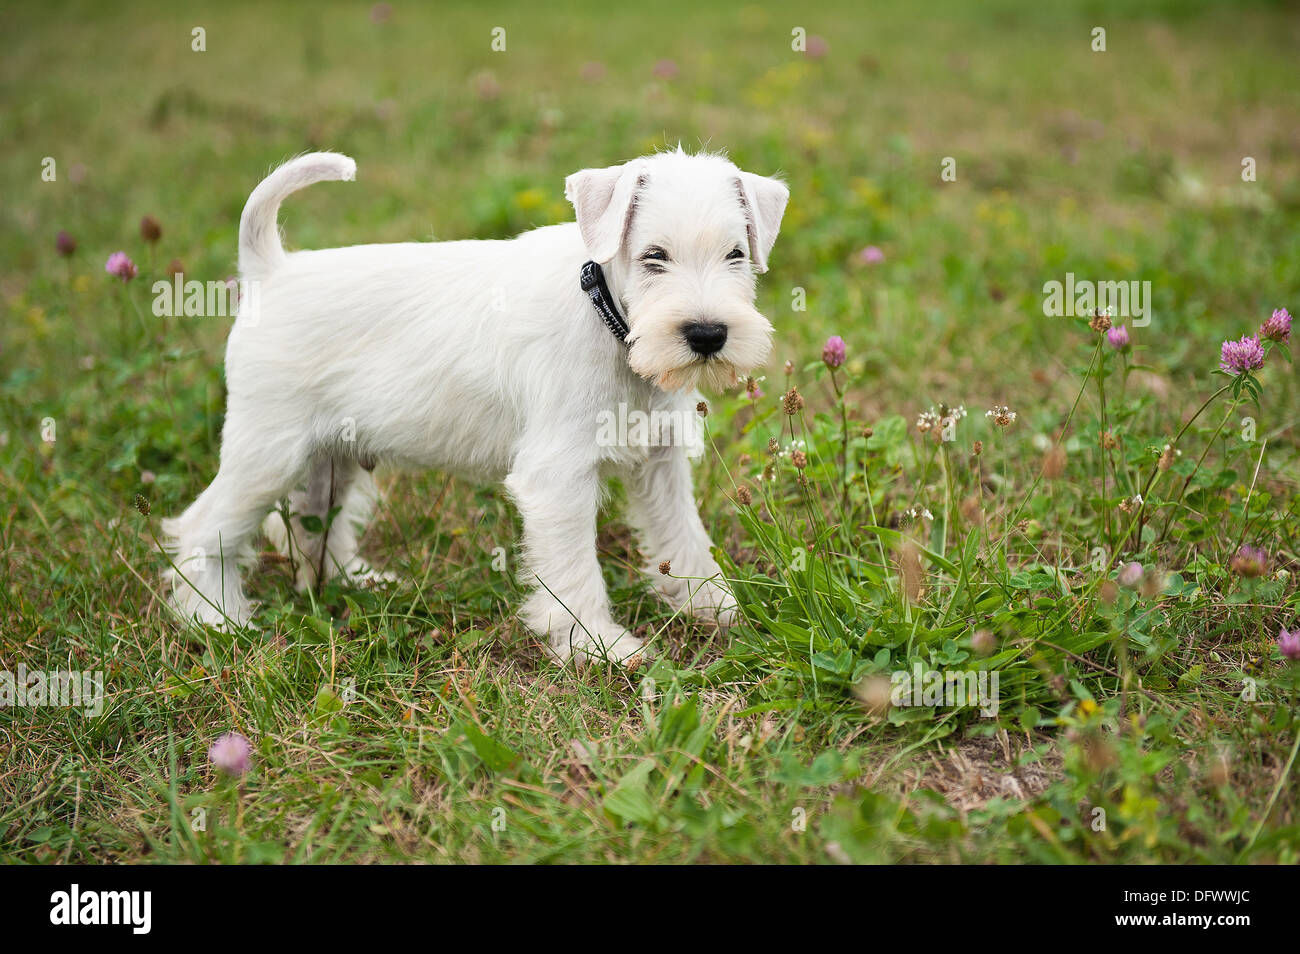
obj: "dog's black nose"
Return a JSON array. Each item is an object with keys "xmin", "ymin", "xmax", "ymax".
[{"xmin": 682, "ymin": 322, "xmax": 728, "ymax": 357}]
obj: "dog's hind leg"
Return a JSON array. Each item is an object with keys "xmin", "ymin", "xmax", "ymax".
[
  {"xmin": 163, "ymin": 427, "xmax": 312, "ymax": 630},
  {"xmin": 262, "ymin": 457, "xmax": 390, "ymax": 593}
]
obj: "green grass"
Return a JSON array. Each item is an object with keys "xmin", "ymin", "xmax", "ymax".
[{"xmin": 2, "ymin": 0, "xmax": 1299, "ymax": 863}]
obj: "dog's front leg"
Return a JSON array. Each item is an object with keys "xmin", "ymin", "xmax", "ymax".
[
  {"xmin": 626, "ymin": 443, "xmax": 738, "ymax": 627},
  {"xmin": 505, "ymin": 461, "xmax": 644, "ymax": 665}
]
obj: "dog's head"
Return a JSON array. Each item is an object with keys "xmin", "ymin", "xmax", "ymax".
[{"xmin": 565, "ymin": 149, "xmax": 788, "ymax": 392}]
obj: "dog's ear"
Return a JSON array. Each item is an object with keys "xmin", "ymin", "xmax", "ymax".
[
  {"xmin": 734, "ymin": 172, "xmax": 789, "ymax": 273},
  {"xmin": 565, "ymin": 161, "xmax": 646, "ymax": 263}
]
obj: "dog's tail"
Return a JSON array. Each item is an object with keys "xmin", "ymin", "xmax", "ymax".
[{"xmin": 238, "ymin": 152, "xmax": 356, "ymax": 279}]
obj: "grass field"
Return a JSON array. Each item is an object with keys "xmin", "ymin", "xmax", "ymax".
[{"xmin": 2, "ymin": 0, "xmax": 1299, "ymax": 863}]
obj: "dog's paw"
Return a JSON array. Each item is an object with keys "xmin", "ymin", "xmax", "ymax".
[
  {"xmin": 691, "ymin": 581, "xmax": 739, "ymax": 629},
  {"xmin": 712, "ymin": 599, "xmax": 739, "ymax": 629},
  {"xmin": 340, "ymin": 560, "xmax": 398, "ymax": 589},
  {"xmin": 658, "ymin": 573, "xmax": 739, "ymax": 628},
  {"xmin": 165, "ymin": 570, "xmax": 257, "ymax": 632},
  {"xmin": 548, "ymin": 627, "xmax": 647, "ymax": 668},
  {"xmin": 288, "ymin": 556, "xmax": 397, "ymax": 593}
]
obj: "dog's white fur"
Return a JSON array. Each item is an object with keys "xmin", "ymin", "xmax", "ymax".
[{"xmin": 163, "ymin": 148, "xmax": 788, "ymax": 664}]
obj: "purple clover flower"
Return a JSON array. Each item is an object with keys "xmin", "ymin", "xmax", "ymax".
[
  {"xmin": 208, "ymin": 731, "xmax": 253, "ymax": 776},
  {"xmin": 1118, "ymin": 562, "xmax": 1144, "ymax": 588},
  {"xmin": 822, "ymin": 335, "xmax": 847, "ymax": 369},
  {"xmin": 1219, "ymin": 334, "xmax": 1264, "ymax": 375},
  {"xmin": 104, "ymin": 251, "xmax": 137, "ymax": 282},
  {"xmin": 1260, "ymin": 308, "xmax": 1291, "ymax": 343},
  {"xmin": 1229, "ymin": 545, "xmax": 1268, "ymax": 578}
]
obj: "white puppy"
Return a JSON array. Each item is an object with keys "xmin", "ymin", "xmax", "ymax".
[{"xmin": 163, "ymin": 148, "xmax": 788, "ymax": 663}]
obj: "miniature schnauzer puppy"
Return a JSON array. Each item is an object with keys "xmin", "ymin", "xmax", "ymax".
[{"xmin": 163, "ymin": 148, "xmax": 788, "ymax": 664}]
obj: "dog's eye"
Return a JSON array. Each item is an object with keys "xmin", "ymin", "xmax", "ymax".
[
  {"xmin": 640, "ymin": 247, "xmax": 670, "ymax": 273},
  {"xmin": 726, "ymin": 247, "xmax": 745, "ymax": 261}
]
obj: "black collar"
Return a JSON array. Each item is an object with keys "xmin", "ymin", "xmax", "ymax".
[{"xmin": 580, "ymin": 260, "xmax": 630, "ymax": 345}]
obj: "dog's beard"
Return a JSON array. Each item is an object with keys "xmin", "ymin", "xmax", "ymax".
[
  {"xmin": 654, "ymin": 358, "xmax": 740, "ymax": 393},
  {"xmin": 625, "ymin": 304, "xmax": 773, "ymax": 393}
]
